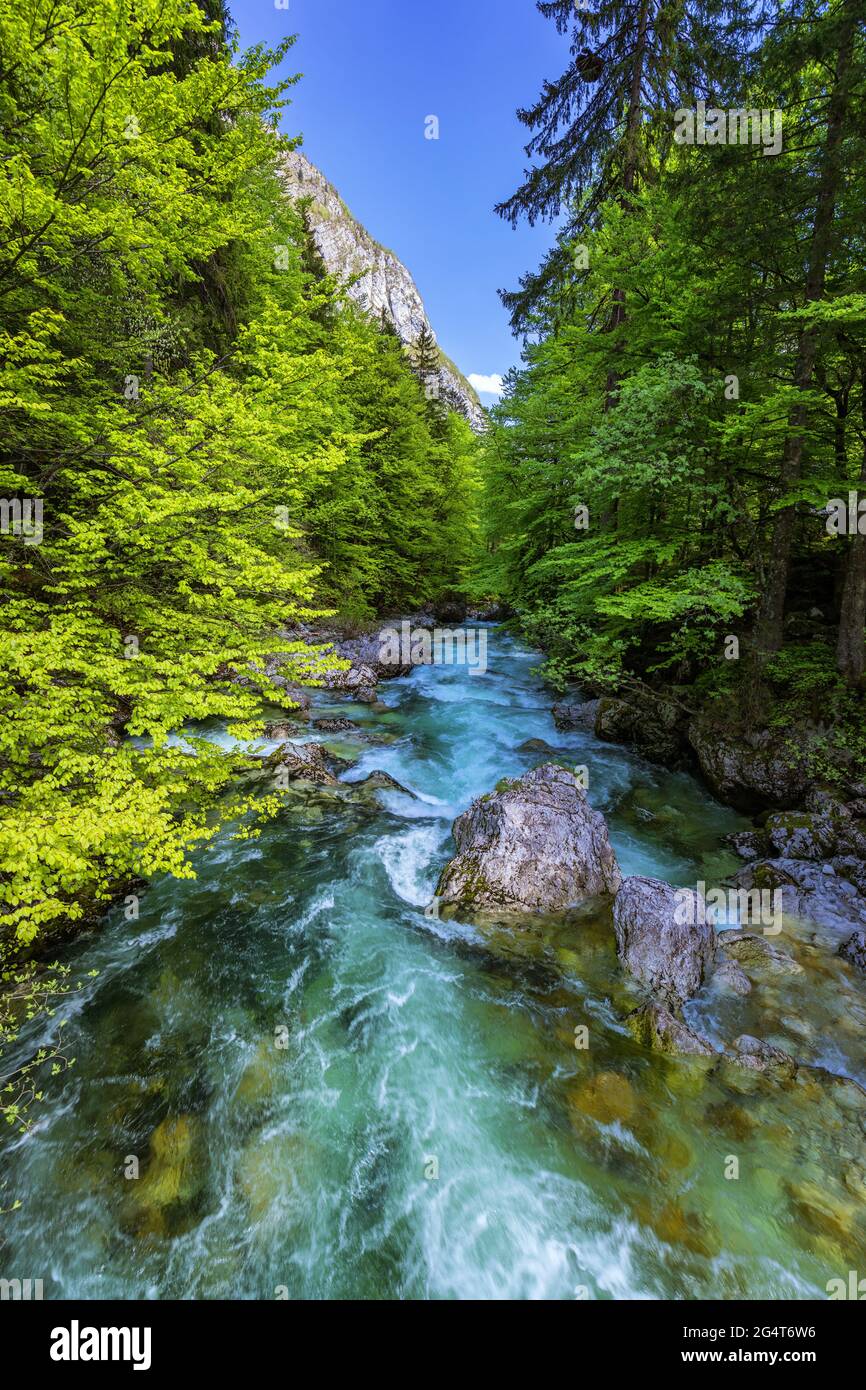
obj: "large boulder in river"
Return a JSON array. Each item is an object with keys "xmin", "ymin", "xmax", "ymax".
[
  {"xmin": 613, "ymin": 876, "xmax": 714, "ymax": 1005},
  {"xmin": 435, "ymin": 763, "xmax": 621, "ymax": 915}
]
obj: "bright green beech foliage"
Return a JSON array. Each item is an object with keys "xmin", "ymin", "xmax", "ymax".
[{"xmin": 0, "ymin": 0, "xmax": 480, "ymax": 947}]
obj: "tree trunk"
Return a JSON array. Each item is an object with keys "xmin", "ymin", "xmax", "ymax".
[
  {"xmin": 836, "ymin": 383, "xmax": 866, "ymax": 685},
  {"xmin": 755, "ymin": 4, "xmax": 856, "ymax": 652},
  {"xmin": 603, "ymin": 0, "xmax": 650, "ymax": 413}
]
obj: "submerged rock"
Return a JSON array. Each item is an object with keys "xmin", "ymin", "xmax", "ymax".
[
  {"xmin": 612, "ymin": 876, "xmax": 714, "ymax": 1005},
  {"xmin": 518, "ymin": 737, "xmax": 560, "ymax": 755},
  {"xmin": 729, "ymin": 1035, "xmax": 799, "ymax": 1081},
  {"xmin": 705, "ymin": 1097, "xmax": 761, "ymax": 1140},
  {"xmin": 348, "ymin": 770, "xmax": 415, "ymax": 798},
  {"xmin": 264, "ymin": 719, "xmax": 305, "ymax": 741},
  {"xmin": 711, "ymin": 957, "xmax": 752, "ymax": 996},
  {"xmin": 642, "ymin": 1199, "xmax": 722, "ymax": 1259},
  {"xmin": 235, "ymin": 1039, "xmax": 285, "ymax": 1106},
  {"xmin": 625, "ymin": 1002, "xmax": 716, "ymax": 1056},
  {"xmin": 436, "ymin": 763, "xmax": 621, "ymax": 915},
  {"xmin": 126, "ymin": 1114, "xmax": 206, "ymax": 1237},
  {"xmin": 313, "ymin": 717, "xmax": 360, "ymax": 733},
  {"xmin": 568, "ymin": 1070, "xmax": 637, "ymax": 1125},
  {"xmin": 783, "ymin": 1179, "xmax": 859, "ymax": 1245},
  {"xmin": 716, "ymin": 929, "xmax": 804, "ymax": 978}
]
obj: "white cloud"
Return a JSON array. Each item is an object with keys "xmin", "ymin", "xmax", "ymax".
[{"xmin": 468, "ymin": 373, "xmax": 504, "ymax": 398}]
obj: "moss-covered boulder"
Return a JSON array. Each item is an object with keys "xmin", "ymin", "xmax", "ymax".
[
  {"xmin": 764, "ymin": 811, "xmax": 837, "ymax": 860},
  {"xmin": 625, "ymin": 1002, "xmax": 716, "ymax": 1056},
  {"xmin": 716, "ymin": 929, "xmax": 804, "ymax": 978}
]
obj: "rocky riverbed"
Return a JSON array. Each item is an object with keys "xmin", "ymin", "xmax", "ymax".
[{"xmin": 2, "ymin": 624, "xmax": 864, "ymax": 1299}]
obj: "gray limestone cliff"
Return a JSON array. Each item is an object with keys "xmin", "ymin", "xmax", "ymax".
[{"xmin": 278, "ymin": 150, "xmax": 486, "ymax": 433}]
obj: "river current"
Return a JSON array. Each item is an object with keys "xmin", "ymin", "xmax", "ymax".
[{"xmin": 3, "ymin": 627, "xmax": 865, "ymax": 1298}]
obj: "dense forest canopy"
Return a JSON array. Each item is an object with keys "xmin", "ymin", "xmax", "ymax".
[
  {"xmin": 481, "ymin": 0, "xmax": 866, "ymax": 772},
  {"xmin": 0, "ymin": 0, "xmax": 479, "ymax": 971}
]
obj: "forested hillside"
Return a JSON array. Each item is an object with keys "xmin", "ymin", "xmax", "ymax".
[
  {"xmin": 480, "ymin": 0, "xmax": 866, "ymax": 782},
  {"xmin": 0, "ymin": 0, "xmax": 478, "ymax": 954}
]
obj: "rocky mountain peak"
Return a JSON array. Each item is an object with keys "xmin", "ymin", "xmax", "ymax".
[{"xmin": 278, "ymin": 150, "xmax": 486, "ymax": 432}]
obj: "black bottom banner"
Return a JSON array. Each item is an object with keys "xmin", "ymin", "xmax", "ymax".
[{"xmin": 2, "ymin": 1295, "xmax": 859, "ymax": 1375}]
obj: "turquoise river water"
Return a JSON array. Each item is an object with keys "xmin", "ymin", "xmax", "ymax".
[{"xmin": 2, "ymin": 627, "xmax": 865, "ymax": 1298}]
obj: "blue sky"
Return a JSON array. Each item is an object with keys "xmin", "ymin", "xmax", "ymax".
[{"xmin": 230, "ymin": 0, "xmax": 567, "ymax": 399}]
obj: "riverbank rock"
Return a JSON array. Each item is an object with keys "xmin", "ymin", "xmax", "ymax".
[
  {"xmin": 687, "ymin": 721, "xmax": 811, "ymax": 810},
  {"xmin": 263, "ymin": 742, "xmax": 337, "ymax": 787},
  {"xmin": 466, "ymin": 602, "xmax": 510, "ymax": 622},
  {"xmin": 435, "ymin": 763, "xmax": 621, "ymax": 915},
  {"xmin": 552, "ymin": 698, "xmax": 600, "ymax": 732},
  {"xmin": 613, "ymin": 876, "xmax": 714, "ymax": 1005},
  {"xmin": 725, "ymin": 829, "xmax": 767, "ymax": 861},
  {"xmin": 839, "ymin": 930, "xmax": 866, "ymax": 973},
  {"xmin": 256, "ymin": 682, "xmax": 311, "ymax": 718},
  {"xmin": 322, "ymin": 662, "xmax": 378, "ymax": 699},
  {"xmin": 834, "ymin": 856, "xmax": 866, "ymax": 896},
  {"xmin": 434, "ymin": 598, "xmax": 467, "ymax": 625},
  {"xmin": 275, "ymin": 616, "xmax": 430, "ymax": 689},
  {"xmin": 595, "ymin": 695, "xmax": 687, "ymax": 764},
  {"xmin": 732, "ymin": 859, "xmax": 866, "ymax": 935},
  {"xmin": 764, "ymin": 811, "xmax": 837, "ymax": 860},
  {"xmin": 625, "ymin": 1002, "xmax": 716, "ymax": 1057},
  {"xmin": 339, "ymin": 630, "xmax": 413, "ymax": 680},
  {"xmin": 716, "ymin": 929, "xmax": 804, "ymax": 978}
]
